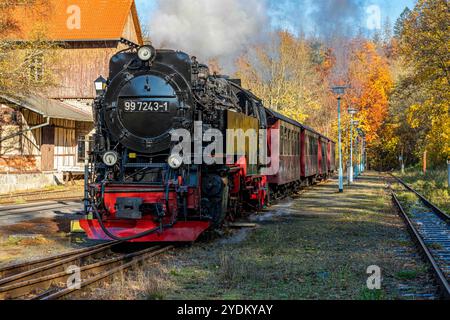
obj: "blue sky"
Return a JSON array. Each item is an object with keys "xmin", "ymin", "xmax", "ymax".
[{"xmin": 135, "ymin": 0, "xmax": 416, "ymax": 35}]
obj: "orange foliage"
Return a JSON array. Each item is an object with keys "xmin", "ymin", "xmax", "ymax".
[{"xmin": 345, "ymin": 41, "xmax": 393, "ymax": 144}]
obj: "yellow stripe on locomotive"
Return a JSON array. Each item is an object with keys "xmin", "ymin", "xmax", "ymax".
[{"xmin": 226, "ymin": 110, "xmax": 260, "ymax": 176}]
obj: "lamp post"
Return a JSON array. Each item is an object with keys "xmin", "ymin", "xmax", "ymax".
[
  {"xmin": 332, "ymin": 86, "xmax": 349, "ymax": 193},
  {"xmin": 348, "ymin": 108, "xmax": 358, "ymax": 184},
  {"xmin": 358, "ymin": 136, "xmax": 362, "ymax": 176},
  {"xmin": 354, "ymin": 135, "xmax": 361, "ymax": 178},
  {"xmin": 357, "ymin": 129, "xmax": 363, "ymax": 174},
  {"xmin": 87, "ymin": 76, "xmax": 107, "ymax": 214},
  {"xmin": 354, "ymin": 127, "xmax": 363, "ymax": 178},
  {"xmin": 364, "ymin": 135, "xmax": 367, "ymax": 172},
  {"xmin": 94, "ymin": 75, "xmax": 107, "ymax": 96},
  {"xmin": 358, "ymin": 129, "xmax": 366, "ymax": 174},
  {"xmin": 447, "ymin": 159, "xmax": 450, "ymax": 189}
]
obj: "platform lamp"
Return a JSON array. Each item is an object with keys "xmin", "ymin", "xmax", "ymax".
[
  {"xmin": 357, "ymin": 128, "xmax": 365, "ymax": 175},
  {"xmin": 332, "ymin": 85, "xmax": 350, "ymax": 193},
  {"xmin": 88, "ymin": 75, "xmax": 107, "ymax": 214},
  {"xmin": 348, "ymin": 108, "xmax": 359, "ymax": 184},
  {"xmin": 354, "ymin": 127, "xmax": 363, "ymax": 178},
  {"xmin": 447, "ymin": 159, "xmax": 450, "ymax": 189},
  {"xmin": 94, "ymin": 76, "xmax": 107, "ymax": 96}
]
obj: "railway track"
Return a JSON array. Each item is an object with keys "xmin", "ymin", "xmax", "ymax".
[
  {"xmin": 0, "ymin": 189, "xmax": 75, "ymax": 199},
  {"xmin": 0, "ymin": 200, "xmax": 83, "ymax": 218},
  {"xmin": 390, "ymin": 174, "xmax": 450, "ymax": 300},
  {"xmin": 0, "ymin": 241, "xmax": 173, "ymax": 300},
  {"xmin": 0, "ymin": 193, "xmax": 83, "ymax": 206}
]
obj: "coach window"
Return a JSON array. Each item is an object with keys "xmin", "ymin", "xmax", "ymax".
[
  {"xmin": 286, "ymin": 129, "xmax": 289, "ymax": 155},
  {"xmin": 289, "ymin": 129, "xmax": 293, "ymax": 155},
  {"xmin": 293, "ymin": 131, "xmax": 296, "ymax": 155},
  {"xmin": 287, "ymin": 129, "xmax": 290, "ymax": 155},
  {"xmin": 77, "ymin": 135, "xmax": 93, "ymax": 163},
  {"xmin": 293, "ymin": 133, "xmax": 296, "ymax": 156},
  {"xmin": 286, "ymin": 128, "xmax": 291, "ymax": 156},
  {"xmin": 293, "ymin": 133, "xmax": 296, "ymax": 155},
  {"xmin": 293, "ymin": 132, "xmax": 296, "ymax": 155},
  {"xmin": 287, "ymin": 128, "xmax": 290, "ymax": 155}
]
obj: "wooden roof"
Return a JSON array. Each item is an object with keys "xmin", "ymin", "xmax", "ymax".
[
  {"xmin": 9, "ymin": 0, "xmax": 143, "ymax": 44},
  {"xmin": 0, "ymin": 94, "xmax": 93, "ymax": 122}
]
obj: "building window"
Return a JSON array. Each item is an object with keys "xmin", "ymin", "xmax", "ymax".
[
  {"xmin": 77, "ymin": 135, "xmax": 93, "ymax": 163},
  {"xmin": 11, "ymin": 110, "xmax": 22, "ymax": 124},
  {"xmin": 29, "ymin": 53, "xmax": 44, "ymax": 82}
]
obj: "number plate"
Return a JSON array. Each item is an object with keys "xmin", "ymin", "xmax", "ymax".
[{"xmin": 121, "ymin": 100, "xmax": 170, "ymax": 113}]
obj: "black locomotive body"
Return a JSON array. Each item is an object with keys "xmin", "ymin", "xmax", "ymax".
[{"xmin": 81, "ymin": 41, "xmax": 269, "ymax": 242}]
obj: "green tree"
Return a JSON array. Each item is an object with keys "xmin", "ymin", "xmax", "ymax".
[
  {"xmin": 399, "ymin": 0, "xmax": 450, "ymax": 165},
  {"xmin": 382, "ymin": 0, "xmax": 450, "ymax": 168},
  {"xmin": 235, "ymin": 31, "xmax": 334, "ymax": 135},
  {"xmin": 394, "ymin": 7, "xmax": 411, "ymax": 39}
]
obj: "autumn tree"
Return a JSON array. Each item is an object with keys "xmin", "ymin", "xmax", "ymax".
[
  {"xmin": 389, "ymin": 0, "xmax": 450, "ymax": 167},
  {"xmin": 0, "ymin": 0, "xmax": 58, "ymax": 96},
  {"xmin": 235, "ymin": 31, "xmax": 335, "ymax": 135},
  {"xmin": 343, "ymin": 40, "xmax": 393, "ymax": 168}
]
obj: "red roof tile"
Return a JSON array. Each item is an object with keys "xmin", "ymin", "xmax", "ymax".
[{"xmin": 9, "ymin": 0, "xmax": 143, "ymax": 44}]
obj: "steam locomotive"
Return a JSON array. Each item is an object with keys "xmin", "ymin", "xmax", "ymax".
[{"xmin": 80, "ymin": 40, "xmax": 335, "ymax": 242}]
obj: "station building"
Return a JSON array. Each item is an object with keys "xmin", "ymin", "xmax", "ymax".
[{"xmin": 0, "ymin": 0, "xmax": 144, "ymax": 193}]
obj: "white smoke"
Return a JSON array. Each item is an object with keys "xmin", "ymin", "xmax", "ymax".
[{"xmin": 148, "ymin": 0, "xmax": 269, "ymax": 70}]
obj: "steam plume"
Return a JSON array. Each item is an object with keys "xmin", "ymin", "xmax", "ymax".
[{"xmin": 148, "ymin": 0, "xmax": 269, "ymax": 70}]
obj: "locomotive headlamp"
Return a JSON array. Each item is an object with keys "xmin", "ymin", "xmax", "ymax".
[
  {"xmin": 137, "ymin": 45, "xmax": 156, "ymax": 62},
  {"xmin": 168, "ymin": 154, "xmax": 183, "ymax": 169},
  {"xmin": 103, "ymin": 151, "xmax": 119, "ymax": 167}
]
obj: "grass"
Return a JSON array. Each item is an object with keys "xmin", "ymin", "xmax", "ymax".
[
  {"xmin": 4, "ymin": 236, "xmax": 22, "ymax": 246},
  {"xmin": 86, "ymin": 266, "xmax": 169, "ymax": 300},
  {"xmin": 359, "ymin": 288, "xmax": 385, "ymax": 300},
  {"xmin": 0, "ymin": 181, "xmax": 84, "ymax": 205},
  {"xmin": 1, "ymin": 235, "xmax": 50, "ymax": 246},
  {"xmin": 395, "ymin": 270, "xmax": 420, "ymax": 280},
  {"xmin": 0, "ymin": 234, "xmax": 68, "ymax": 267},
  {"xmin": 14, "ymin": 197, "xmax": 27, "ymax": 205},
  {"xmin": 395, "ymin": 166, "xmax": 450, "ymax": 215},
  {"xmin": 429, "ymin": 243, "xmax": 443, "ymax": 250},
  {"xmin": 43, "ymin": 185, "xmax": 67, "ymax": 191}
]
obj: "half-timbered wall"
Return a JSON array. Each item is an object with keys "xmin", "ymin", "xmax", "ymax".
[
  {"xmin": 75, "ymin": 121, "xmax": 95, "ymax": 163},
  {"xmin": 53, "ymin": 118, "xmax": 76, "ymax": 169},
  {"xmin": 0, "ymin": 104, "xmax": 92, "ymax": 173},
  {"xmin": 0, "ymin": 104, "xmax": 43, "ymax": 173}
]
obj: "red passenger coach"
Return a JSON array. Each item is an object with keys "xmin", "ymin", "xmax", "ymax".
[
  {"xmin": 319, "ymin": 137, "xmax": 327, "ymax": 176},
  {"xmin": 266, "ymin": 114, "xmax": 302, "ymax": 186},
  {"xmin": 328, "ymin": 140, "xmax": 337, "ymax": 173},
  {"xmin": 265, "ymin": 110, "xmax": 336, "ymax": 199}
]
